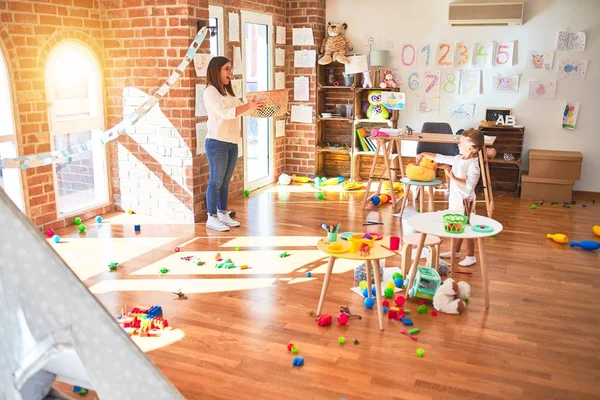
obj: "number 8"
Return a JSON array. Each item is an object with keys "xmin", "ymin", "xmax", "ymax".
[{"xmin": 444, "ymin": 72, "xmax": 456, "ymax": 93}]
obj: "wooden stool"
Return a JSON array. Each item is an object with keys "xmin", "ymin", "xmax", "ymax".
[
  {"xmin": 395, "ymin": 178, "xmax": 441, "ymax": 217},
  {"xmin": 400, "ymin": 233, "xmax": 442, "ymax": 277}
]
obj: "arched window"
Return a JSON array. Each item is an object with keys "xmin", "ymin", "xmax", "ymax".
[
  {"xmin": 0, "ymin": 49, "xmax": 24, "ymax": 211},
  {"xmin": 45, "ymin": 41, "xmax": 108, "ymax": 216}
]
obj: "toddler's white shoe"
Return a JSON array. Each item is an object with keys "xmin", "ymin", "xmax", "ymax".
[{"xmin": 458, "ymin": 256, "xmax": 477, "ymax": 267}]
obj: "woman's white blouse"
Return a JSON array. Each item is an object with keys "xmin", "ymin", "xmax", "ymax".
[{"xmin": 203, "ymin": 85, "xmax": 243, "ymax": 144}]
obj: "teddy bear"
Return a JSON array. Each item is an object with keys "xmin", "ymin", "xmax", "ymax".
[
  {"xmin": 362, "ymin": 90, "xmax": 390, "ymax": 120},
  {"xmin": 433, "ymin": 278, "xmax": 471, "ymax": 314},
  {"xmin": 379, "ymin": 69, "xmax": 398, "ymax": 89},
  {"xmin": 318, "ymin": 22, "xmax": 354, "ymax": 65}
]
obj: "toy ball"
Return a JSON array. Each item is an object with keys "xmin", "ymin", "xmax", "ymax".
[
  {"xmin": 392, "ymin": 272, "xmax": 402, "ymax": 280},
  {"xmin": 416, "ymin": 348, "xmax": 425, "ymax": 357},
  {"xmin": 384, "ymin": 287, "xmax": 394, "ymax": 298},
  {"xmin": 317, "ymin": 192, "xmax": 324, "ymax": 200},
  {"xmin": 382, "ymin": 300, "xmax": 390, "ymax": 307},
  {"xmin": 530, "ymin": 204, "xmax": 537, "ymax": 210},
  {"xmin": 127, "ymin": 209, "xmax": 133, "ymax": 214},
  {"xmin": 379, "ymin": 194, "xmax": 388, "ymax": 204},
  {"xmin": 73, "ymin": 217, "xmax": 82, "ymax": 225},
  {"xmin": 243, "ymin": 189, "xmax": 250, "ymax": 197},
  {"xmin": 362, "ymin": 288, "xmax": 369, "ymax": 298},
  {"xmin": 364, "ymin": 297, "xmax": 375, "ymax": 309},
  {"xmin": 306, "ymin": 272, "xmax": 312, "ymax": 277},
  {"xmin": 382, "ymin": 306, "xmax": 388, "ymax": 313},
  {"xmin": 95, "ymin": 216, "xmax": 102, "ymax": 223},
  {"xmin": 386, "ymin": 281, "xmax": 395, "ymax": 289},
  {"xmin": 78, "ymin": 224, "xmax": 86, "ymax": 233},
  {"xmin": 371, "ymin": 196, "xmax": 381, "ymax": 206},
  {"xmin": 394, "ymin": 295, "xmax": 406, "ymax": 307},
  {"xmin": 372, "ymin": 286, "xmax": 376, "ymax": 296},
  {"xmin": 45, "ymin": 229, "xmax": 55, "ymax": 238},
  {"xmin": 52, "ymin": 235, "xmax": 61, "ymax": 243},
  {"xmin": 359, "ymin": 280, "xmax": 368, "ymax": 290},
  {"xmin": 338, "ymin": 337, "xmax": 345, "ymax": 345},
  {"xmin": 394, "ymin": 277, "xmax": 404, "ymax": 288},
  {"xmin": 337, "ymin": 312, "xmax": 350, "ymax": 325}
]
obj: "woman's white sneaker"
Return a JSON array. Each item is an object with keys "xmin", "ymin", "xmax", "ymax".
[
  {"xmin": 218, "ymin": 212, "xmax": 240, "ymax": 227},
  {"xmin": 207, "ymin": 215, "xmax": 230, "ymax": 231}
]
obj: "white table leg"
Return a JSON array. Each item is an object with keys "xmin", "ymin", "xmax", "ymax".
[
  {"xmin": 316, "ymin": 256, "xmax": 336, "ymax": 316},
  {"xmin": 404, "ymin": 232, "xmax": 427, "ymax": 300},
  {"xmin": 368, "ymin": 259, "xmax": 385, "ymax": 331},
  {"xmin": 477, "ymin": 237, "xmax": 490, "ymax": 309}
]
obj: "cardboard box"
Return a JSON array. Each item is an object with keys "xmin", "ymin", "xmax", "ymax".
[
  {"xmin": 521, "ymin": 174, "xmax": 573, "ymax": 203},
  {"xmin": 529, "ymin": 150, "xmax": 582, "ymax": 181}
]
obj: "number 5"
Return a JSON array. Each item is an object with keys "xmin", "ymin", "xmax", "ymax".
[{"xmin": 496, "ymin": 44, "xmax": 510, "ymax": 65}]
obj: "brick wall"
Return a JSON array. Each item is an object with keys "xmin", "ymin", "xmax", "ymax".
[
  {"xmin": 0, "ymin": 0, "xmax": 112, "ymax": 231},
  {"xmin": 284, "ymin": 1, "xmax": 325, "ymax": 176}
]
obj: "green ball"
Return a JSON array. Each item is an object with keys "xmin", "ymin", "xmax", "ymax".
[
  {"xmin": 78, "ymin": 224, "xmax": 86, "ymax": 232},
  {"xmin": 73, "ymin": 217, "xmax": 82, "ymax": 225},
  {"xmin": 317, "ymin": 192, "xmax": 324, "ymax": 200},
  {"xmin": 416, "ymin": 348, "xmax": 425, "ymax": 357},
  {"xmin": 384, "ymin": 287, "xmax": 394, "ymax": 298},
  {"xmin": 358, "ymin": 280, "xmax": 368, "ymax": 290},
  {"xmin": 392, "ymin": 272, "xmax": 402, "ymax": 280},
  {"xmin": 244, "ymin": 189, "xmax": 250, "ymax": 197},
  {"xmin": 338, "ymin": 336, "xmax": 345, "ymax": 345},
  {"xmin": 530, "ymin": 204, "xmax": 537, "ymax": 210}
]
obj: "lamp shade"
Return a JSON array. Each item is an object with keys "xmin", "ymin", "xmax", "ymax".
[{"xmin": 369, "ymin": 50, "xmax": 389, "ymax": 67}]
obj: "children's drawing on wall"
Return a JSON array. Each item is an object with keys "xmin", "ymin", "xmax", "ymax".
[
  {"xmin": 231, "ymin": 79, "xmax": 242, "ymax": 98},
  {"xmin": 525, "ymin": 51, "xmax": 554, "ymax": 70},
  {"xmin": 381, "ymin": 91, "xmax": 405, "ymax": 110},
  {"xmin": 557, "ymin": 31, "xmax": 586, "ymax": 51},
  {"xmin": 557, "ymin": 60, "xmax": 588, "ymax": 80},
  {"xmin": 459, "ymin": 70, "xmax": 481, "ymax": 95},
  {"xmin": 492, "ymin": 74, "xmax": 519, "ymax": 93},
  {"xmin": 196, "ymin": 122, "xmax": 208, "ymax": 155},
  {"xmin": 194, "ymin": 54, "xmax": 214, "ymax": 77},
  {"xmin": 416, "ymin": 97, "xmax": 440, "ymax": 114},
  {"xmin": 449, "ymin": 102, "xmax": 475, "ymax": 120},
  {"xmin": 528, "ymin": 80, "xmax": 557, "ymax": 100},
  {"xmin": 562, "ymin": 103, "xmax": 580, "ymax": 130}
]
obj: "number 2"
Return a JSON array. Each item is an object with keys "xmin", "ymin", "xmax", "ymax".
[
  {"xmin": 496, "ymin": 44, "xmax": 510, "ymax": 65},
  {"xmin": 420, "ymin": 44, "xmax": 431, "ymax": 66},
  {"xmin": 425, "ymin": 73, "xmax": 439, "ymax": 93},
  {"xmin": 438, "ymin": 43, "xmax": 452, "ymax": 66}
]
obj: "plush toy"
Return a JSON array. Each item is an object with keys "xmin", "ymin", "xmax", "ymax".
[
  {"xmin": 379, "ymin": 69, "xmax": 398, "ymax": 89},
  {"xmin": 318, "ymin": 22, "xmax": 354, "ymax": 65},
  {"xmin": 362, "ymin": 70, "xmax": 373, "ymax": 88},
  {"xmin": 362, "ymin": 90, "xmax": 390, "ymax": 120},
  {"xmin": 433, "ymin": 278, "xmax": 471, "ymax": 314},
  {"xmin": 406, "ymin": 158, "xmax": 438, "ymax": 182}
]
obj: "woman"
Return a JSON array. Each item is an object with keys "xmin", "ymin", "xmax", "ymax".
[{"xmin": 203, "ymin": 56, "xmax": 265, "ymax": 231}]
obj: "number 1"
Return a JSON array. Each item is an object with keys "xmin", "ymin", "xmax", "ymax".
[{"xmin": 420, "ymin": 44, "xmax": 431, "ymax": 66}]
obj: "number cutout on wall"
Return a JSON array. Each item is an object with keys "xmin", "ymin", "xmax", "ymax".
[
  {"xmin": 472, "ymin": 42, "xmax": 494, "ymax": 68},
  {"xmin": 442, "ymin": 70, "xmax": 460, "ymax": 94},
  {"xmin": 436, "ymin": 43, "xmax": 454, "ymax": 67},
  {"xmin": 418, "ymin": 43, "xmax": 431, "ymax": 67},
  {"xmin": 494, "ymin": 41, "xmax": 514, "ymax": 67},
  {"xmin": 424, "ymin": 71, "xmax": 441, "ymax": 95},
  {"xmin": 459, "ymin": 69, "xmax": 481, "ymax": 95},
  {"xmin": 454, "ymin": 42, "xmax": 470, "ymax": 68},
  {"xmin": 408, "ymin": 72, "xmax": 420, "ymax": 91},
  {"xmin": 401, "ymin": 44, "xmax": 417, "ymax": 67}
]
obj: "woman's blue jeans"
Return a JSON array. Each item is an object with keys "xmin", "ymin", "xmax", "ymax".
[{"xmin": 205, "ymin": 138, "xmax": 238, "ymax": 216}]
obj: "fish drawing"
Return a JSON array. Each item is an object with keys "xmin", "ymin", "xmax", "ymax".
[{"xmin": 564, "ymin": 64, "xmax": 578, "ymax": 73}]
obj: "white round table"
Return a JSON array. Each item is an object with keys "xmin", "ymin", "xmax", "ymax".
[{"xmin": 406, "ymin": 211, "xmax": 503, "ymax": 309}]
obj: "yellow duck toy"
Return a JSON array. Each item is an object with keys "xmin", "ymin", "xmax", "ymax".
[{"xmin": 406, "ymin": 158, "xmax": 438, "ymax": 182}]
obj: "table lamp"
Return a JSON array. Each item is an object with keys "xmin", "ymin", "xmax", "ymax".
[{"xmin": 369, "ymin": 50, "xmax": 389, "ymax": 86}]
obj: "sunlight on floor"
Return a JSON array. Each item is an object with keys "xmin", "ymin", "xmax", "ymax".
[
  {"xmin": 89, "ymin": 277, "xmax": 279, "ymax": 294},
  {"xmin": 131, "ymin": 328, "xmax": 186, "ymax": 353},
  {"xmin": 220, "ymin": 236, "xmax": 323, "ymax": 248}
]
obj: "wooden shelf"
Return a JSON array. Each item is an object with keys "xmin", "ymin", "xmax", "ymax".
[
  {"xmin": 355, "ymin": 87, "xmax": 400, "ymax": 91},
  {"xmin": 489, "ymin": 157, "xmax": 521, "ymax": 166},
  {"xmin": 317, "ymin": 117, "xmax": 353, "ymax": 122},
  {"xmin": 318, "ymin": 85, "xmax": 354, "ymax": 90},
  {"xmin": 316, "ymin": 148, "xmax": 351, "ymax": 154}
]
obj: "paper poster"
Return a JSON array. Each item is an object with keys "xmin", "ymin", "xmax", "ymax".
[
  {"xmin": 454, "ymin": 42, "xmax": 470, "ymax": 68},
  {"xmin": 472, "ymin": 42, "xmax": 494, "ymax": 68},
  {"xmin": 416, "ymin": 97, "xmax": 440, "ymax": 114},
  {"xmin": 449, "ymin": 103, "xmax": 475, "ymax": 120},
  {"xmin": 193, "ymin": 54, "xmax": 214, "ymax": 77},
  {"xmin": 381, "ymin": 92, "xmax": 405, "ymax": 110},
  {"xmin": 275, "ymin": 48, "xmax": 285, "ymax": 67},
  {"xmin": 195, "ymin": 84, "xmax": 207, "ymax": 117},
  {"xmin": 228, "ymin": 12, "xmax": 239, "ymax": 42},
  {"xmin": 557, "ymin": 31, "xmax": 586, "ymax": 51},
  {"xmin": 195, "ymin": 122, "xmax": 208, "ymax": 155},
  {"xmin": 562, "ymin": 103, "xmax": 580, "ymax": 130},
  {"xmin": 294, "ymin": 50, "xmax": 316, "ymax": 68},
  {"xmin": 459, "ymin": 69, "xmax": 481, "ymax": 95},
  {"xmin": 557, "ymin": 60, "xmax": 588, "ymax": 80},
  {"xmin": 292, "ymin": 27, "xmax": 314, "ymax": 46},
  {"xmin": 344, "ymin": 55, "xmax": 368, "ymax": 74},
  {"xmin": 290, "ymin": 105, "xmax": 313, "ymax": 123},
  {"xmin": 436, "ymin": 42, "xmax": 454, "ymax": 67},
  {"xmin": 233, "ymin": 46, "xmax": 243, "ymax": 75},
  {"xmin": 230, "ymin": 79, "xmax": 242, "ymax": 98},
  {"xmin": 276, "ymin": 119, "xmax": 286, "ymax": 138},
  {"xmin": 494, "ymin": 41, "xmax": 515, "ymax": 67},
  {"xmin": 442, "ymin": 70, "xmax": 461, "ymax": 94},
  {"xmin": 418, "ymin": 43, "xmax": 433, "ymax": 67},
  {"xmin": 294, "ymin": 76, "xmax": 309, "ymax": 101},
  {"xmin": 275, "ymin": 72, "xmax": 286, "ymax": 90},
  {"xmin": 492, "ymin": 74, "xmax": 519, "ymax": 93},
  {"xmin": 528, "ymin": 80, "xmax": 557, "ymax": 100},
  {"xmin": 423, "ymin": 71, "xmax": 441, "ymax": 95},
  {"xmin": 276, "ymin": 26, "xmax": 286, "ymax": 45},
  {"xmin": 400, "ymin": 43, "xmax": 417, "ymax": 67},
  {"xmin": 525, "ymin": 51, "xmax": 554, "ymax": 70}
]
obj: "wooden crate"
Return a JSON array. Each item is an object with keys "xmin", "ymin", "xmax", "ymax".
[
  {"xmin": 479, "ymin": 125, "xmax": 525, "ymax": 194},
  {"xmin": 318, "ymin": 152, "xmax": 351, "ymax": 178}
]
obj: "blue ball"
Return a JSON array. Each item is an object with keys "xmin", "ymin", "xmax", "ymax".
[
  {"xmin": 52, "ymin": 235, "xmax": 60, "ymax": 243},
  {"xmin": 95, "ymin": 216, "xmax": 102, "ymax": 223},
  {"xmin": 362, "ymin": 288, "xmax": 369, "ymax": 298},
  {"xmin": 372, "ymin": 286, "xmax": 376, "ymax": 296},
  {"xmin": 364, "ymin": 297, "xmax": 375, "ymax": 309},
  {"xmin": 371, "ymin": 196, "xmax": 381, "ymax": 206},
  {"xmin": 382, "ymin": 306, "xmax": 389, "ymax": 313},
  {"xmin": 394, "ymin": 277, "xmax": 404, "ymax": 288},
  {"xmin": 306, "ymin": 272, "xmax": 312, "ymax": 277}
]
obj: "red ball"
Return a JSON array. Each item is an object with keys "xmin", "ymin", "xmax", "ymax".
[
  {"xmin": 337, "ymin": 313, "xmax": 350, "ymax": 325},
  {"xmin": 174, "ymin": 247, "xmax": 181, "ymax": 252},
  {"xmin": 394, "ymin": 296, "xmax": 406, "ymax": 307},
  {"xmin": 382, "ymin": 300, "xmax": 390, "ymax": 307},
  {"xmin": 432, "ymin": 310, "xmax": 438, "ymax": 317},
  {"xmin": 287, "ymin": 343, "xmax": 294, "ymax": 351},
  {"xmin": 418, "ymin": 300, "xmax": 426, "ymax": 305},
  {"xmin": 45, "ymin": 229, "xmax": 55, "ymax": 238}
]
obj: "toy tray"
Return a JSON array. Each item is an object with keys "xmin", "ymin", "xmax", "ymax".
[
  {"xmin": 340, "ymin": 232, "xmax": 356, "ymax": 240},
  {"xmin": 471, "ymin": 224, "xmax": 494, "ymax": 233},
  {"xmin": 365, "ymin": 232, "xmax": 383, "ymax": 240}
]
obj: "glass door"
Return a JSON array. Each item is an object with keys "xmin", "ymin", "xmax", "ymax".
[{"xmin": 241, "ymin": 11, "xmax": 273, "ymax": 191}]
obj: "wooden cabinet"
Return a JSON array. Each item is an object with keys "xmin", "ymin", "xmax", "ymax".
[{"xmin": 478, "ymin": 125, "xmax": 525, "ymax": 194}]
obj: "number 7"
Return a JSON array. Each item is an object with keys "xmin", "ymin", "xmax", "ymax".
[{"xmin": 425, "ymin": 73, "xmax": 440, "ymax": 93}]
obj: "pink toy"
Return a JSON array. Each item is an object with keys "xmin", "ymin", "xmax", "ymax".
[
  {"xmin": 337, "ymin": 312, "xmax": 350, "ymax": 325},
  {"xmin": 287, "ymin": 343, "xmax": 294, "ymax": 351},
  {"xmin": 379, "ymin": 69, "xmax": 398, "ymax": 89},
  {"xmin": 394, "ymin": 296, "xmax": 405, "ymax": 307},
  {"xmin": 400, "ymin": 329, "xmax": 418, "ymax": 341},
  {"xmin": 432, "ymin": 309, "xmax": 438, "ymax": 317},
  {"xmin": 382, "ymin": 300, "xmax": 390, "ymax": 308},
  {"xmin": 317, "ymin": 314, "xmax": 332, "ymax": 326},
  {"xmin": 370, "ymin": 129, "xmax": 389, "ymax": 138},
  {"xmin": 45, "ymin": 229, "xmax": 55, "ymax": 238}
]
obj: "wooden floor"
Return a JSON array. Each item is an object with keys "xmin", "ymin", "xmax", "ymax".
[{"xmin": 51, "ymin": 184, "xmax": 600, "ymax": 400}]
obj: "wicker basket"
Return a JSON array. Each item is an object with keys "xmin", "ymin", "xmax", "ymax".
[
  {"xmin": 443, "ymin": 214, "xmax": 468, "ymax": 234},
  {"xmin": 245, "ymin": 89, "xmax": 289, "ymax": 119}
]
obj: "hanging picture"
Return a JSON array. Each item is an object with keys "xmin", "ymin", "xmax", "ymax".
[
  {"xmin": 195, "ymin": 122, "xmax": 208, "ymax": 155},
  {"xmin": 562, "ymin": 103, "xmax": 580, "ymax": 130},
  {"xmin": 231, "ymin": 79, "xmax": 243, "ymax": 98},
  {"xmin": 193, "ymin": 54, "xmax": 214, "ymax": 77},
  {"xmin": 416, "ymin": 97, "xmax": 440, "ymax": 114},
  {"xmin": 418, "ymin": 43, "xmax": 433, "ymax": 67},
  {"xmin": 557, "ymin": 31, "xmax": 586, "ymax": 51},
  {"xmin": 528, "ymin": 80, "xmax": 557, "ymax": 100},
  {"xmin": 381, "ymin": 92, "xmax": 405, "ymax": 110},
  {"xmin": 492, "ymin": 74, "xmax": 519, "ymax": 93},
  {"xmin": 436, "ymin": 42, "xmax": 454, "ymax": 67},
  {"xmin": 494, "ymin": 41, "xmax": 515, "ymax": 68},
  {"xmin": 525, "ymin": 51, "xmax": 554, "ymax": 70},
  {"xmin": 459, "ymin": 70, "xmax": 481, "ymax": 95},
  {"xmin": 423, "ymin": 71, "xmax": 441, "ymax": 95},
  {"xmin": 557, "ymin": 60, "xmax": 588, "ymax": 80},
  {"xmin": 449, "ymin": 103, "xmax": 475, "ymax": 120},
  {"xmin": 442, "ymin": 70, "xmax": 460, "ymax": 94},
  {"xmin": 472, "ymin": 42, "xmax": 494, "ymax": 68},
  {"xmin": 454, "ymin": 42, "xmax": 470, "ymax": 68}
]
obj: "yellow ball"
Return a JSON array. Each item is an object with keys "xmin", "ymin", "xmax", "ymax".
[
  {"xmin": 386, "ymin": 281, "xmax": 395, "ymax": 289},
  {"xmin": 359, "ymin": 280, "xmax": 368, "ymax": 290}
]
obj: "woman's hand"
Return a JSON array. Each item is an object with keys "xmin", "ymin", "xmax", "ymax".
[
  {"xmin": 248, "ymin": 98, "xmax": 266, "ymax": 112},
  {"xmin": 415, "ymin": 153, "xmax": 424, "ymax": 163}
]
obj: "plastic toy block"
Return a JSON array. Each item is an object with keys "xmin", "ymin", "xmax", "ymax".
[
  {"xmin": 407, "ymin": 328, "xmax": 420, "ymax": 335},
  {"xmin": 159, "ymin": 267, "xmax": 169, "ymax": 274},
  {"xmin": 287, "ymin": 343, "xmax": 294, "ymax": 351},
  {"xmin": 401, "ymin": 317, "xmax": 413, "ymax": 326},
  {"xmin": 291, "ymin": 345, "xmax": 298, "ymax": 354},
  {"xmin": 292, "ymin": 357, "xmax": 304, "ymax": 366},
  {"xmin": 432, "ymin": 309, "xmax": 438, "ymax": 316},
  {"xmin": 317, "ymin": 314, "xmax": 332, "ymax": 326},
  {"xmin": 108, "ymin": 262, "xmax": 118, "ymax": 271},
  {"xmin": 387, "ymin": 307, "xmax": 400, "ymax": 320},
  {"xmin": 134, "ymin": 224, "xmax": 141, "ymax": 232},
  {"xmin": 404, "ymin": 309, "xmax": 411, "ymax": 314},
  {"xmin": 353, "ymin": 339, "xmax": 359, "ymax": 345},
  {"xmin": 338, "ymin": 337, "xmax": 345, "ymax": 345},
  {"xmin": 417, "ymin": 305, "xmax": 428, "ymax": 314}
]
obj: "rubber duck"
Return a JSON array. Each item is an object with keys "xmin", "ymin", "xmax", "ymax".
[{"xmin": 406, "ymin": 158, "xmax": 438, "ymax": 182}]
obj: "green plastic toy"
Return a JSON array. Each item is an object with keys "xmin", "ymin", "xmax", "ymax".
[
  {"xmin": 417, "ymin": 305, "xmax": 428, "ymax": 314},
  {"xmin": 408, "ymin": 328, "xmax": 420, "ymax": 335},
  {"xmin": 416, "ymin": 348, "xmax": 425, "ymax": 357},
  {"xmin": 78, "ymin": 224, "xmax": 86, "ymax": 233},
  {"xmin": 108, "ymin": 262, "xmax": 118, "ymax": 272},
  {"xmin": 338, "ymin": 337, "xmax": 345, "ymax": 345},
  {"xmin": 384, "ymin": 287, "xmax": 394, "ymax": 298},
  {"xmin": 216, "ymin": 259, "xmax": 236, "ymax": 269},
  {"xmin": 279, "ymin": 251, "xmax": 290, "ymax": 258},
  {"xmin": 160, "ymin": 267, "xmax": 169, "ymax": 274},
  {"xmin": 73, "ymin": 217, "xmax": 82, "ymax": 225},
  {"xmin": 291, "ymin": 345, "xmax": 298, "ymax": 354},
  {"xmin": 317, "ymin": 192, "xmax": 324, "ymax": 200}
]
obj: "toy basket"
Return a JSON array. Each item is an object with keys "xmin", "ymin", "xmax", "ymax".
[
  {"xmin": 245, "ymin": 89, "xmax": 289, "ymax": 119},
  {"xmin": 443, "ymin": 214, "xmax": 468, "ymax": 234}
]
